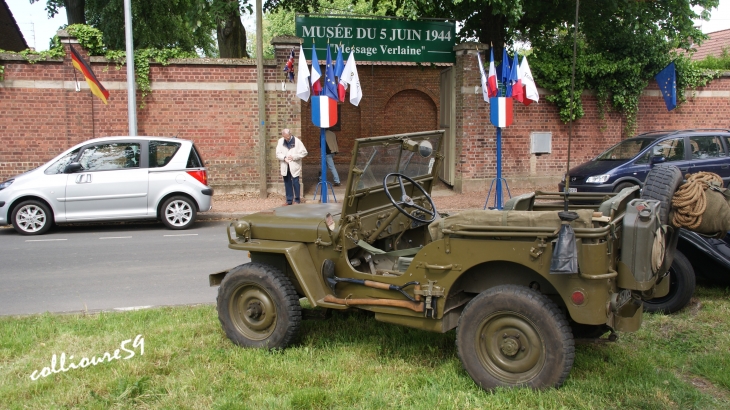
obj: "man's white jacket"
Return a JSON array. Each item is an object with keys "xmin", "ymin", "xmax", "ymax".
[{"xmin": 276, "ymin": 136, "xmax": 308, "ymax": 177}]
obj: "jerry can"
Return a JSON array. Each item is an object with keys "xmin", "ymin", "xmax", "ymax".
[{"xmin": 621, "ymin": 198, "xmax": 662, "ymax": 282}]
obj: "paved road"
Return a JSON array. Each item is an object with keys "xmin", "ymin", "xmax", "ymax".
[{"xmin": 0, "ymin": 221, "xmax": 248, "ymax": 316}]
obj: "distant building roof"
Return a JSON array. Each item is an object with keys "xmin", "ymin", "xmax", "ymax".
[
  {"xmin": 692, "ymin": 28, "xmax": 730, "ymax": 61},
  {"xmin": 0, "ymin": 0, "xmax": 28, "ymax": 52}
]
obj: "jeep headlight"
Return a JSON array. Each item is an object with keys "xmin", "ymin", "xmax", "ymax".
[
  {"xmin": 586, "ymin": 174, "xmax": 610, "ymax": 184},
  {"xmin": 0, "ymin": 179, "xmax": 13, "ymax": 191},
  {"xmin": 234, "ymin": 220, "xmax": 251, "ymax": 240}
]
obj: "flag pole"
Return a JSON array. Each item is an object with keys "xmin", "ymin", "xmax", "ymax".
[
  {"xmin": 320, "ymin": 128, "xmax": 328, "ymax": 203},
  {"xmin": 496, "ymin": 126, "xmax": 503, "ymax": 209}
]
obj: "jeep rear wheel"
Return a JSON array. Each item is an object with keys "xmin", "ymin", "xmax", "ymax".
[
  {"xmin": 643, "ymin": 250, "xmax": 696, "ymax": 314},
  {"xmin": 217, "ymin": 263, "xmax": 302, "ymax": 349},
  {"xmin": 456, "ymin": 285, "xmax": 575, "ymax": 390}
]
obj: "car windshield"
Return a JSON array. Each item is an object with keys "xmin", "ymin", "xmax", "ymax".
[
  {"xmin": 595, "ymin": 138, "xmax": 654, "ymax": 161},
  {"xmin": 352, "ymin": 133, "xmax": 440, "ymax": 191}
]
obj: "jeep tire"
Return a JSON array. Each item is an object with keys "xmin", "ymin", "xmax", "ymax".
[
  {"xmin": 643, "ymin": 250, "xmax": 696, "ymax": 314},
  {"xmin": 217, "ymin": 263, "xmax": 302, "ymax": 349},
  {"xmin": 641, "ymin": 164, "xmax": 683, "ymax": 225},
  {"xmin": 456, "ymin": 285, "xmax": 575, "ymax": 390}
]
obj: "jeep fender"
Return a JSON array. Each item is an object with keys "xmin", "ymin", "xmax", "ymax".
[{"xmin": 215, "ymin": 239, "xmax": 345, "ymax": 309}]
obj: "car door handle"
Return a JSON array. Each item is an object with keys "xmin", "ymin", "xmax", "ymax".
[
  {"xmin": 678, "ymin": 167, "xmax": 689, "ymax": 172},
  {"xmin": 75, "ymin": 174, "xmax": 92, "ymax": 183}
]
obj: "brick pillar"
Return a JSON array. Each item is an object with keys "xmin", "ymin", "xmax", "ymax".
[{"xmin": 452, "ymin": 42, "xmax": 494, "ymax": 193}]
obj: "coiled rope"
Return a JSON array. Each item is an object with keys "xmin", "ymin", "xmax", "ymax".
[{"xmin": 671, "ymin": 172, "xmax": 723, "ymax": 229}]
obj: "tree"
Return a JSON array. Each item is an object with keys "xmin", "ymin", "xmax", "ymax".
[
  {"xmin": 33, "ymin": 0, "xmax": 218, "ymax": 56},
  {"xmin": 211, "ymin": 0, "xmax": 252, "ymax": 58},
  {"xmin": 30, "ymin": 0, "xmax": 86, "ymax": 25}
]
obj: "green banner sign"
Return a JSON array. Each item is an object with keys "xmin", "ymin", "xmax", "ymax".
[{"xmin": 295, "ymin": 16, "xmax": 455, "ymax": 63}]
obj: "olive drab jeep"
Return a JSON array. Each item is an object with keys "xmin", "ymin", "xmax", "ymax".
[{"xmin": 209, "ymin": 130, "xmax": 681, "ymax": 391}]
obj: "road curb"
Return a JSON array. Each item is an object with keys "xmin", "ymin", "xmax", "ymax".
[{"xmin": 198, "ymin": 212, "xmax": 251, "ymax": 221}]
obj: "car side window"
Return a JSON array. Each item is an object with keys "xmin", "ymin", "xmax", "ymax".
[
  {"xmin": 655, "ymin": 137, "xmax": 685, "ymax": 162},
  {"xmin": 187, "ymin": 144, "xmax": 205, "ymax": 168},
  {"xmin": 44, "ymin": 148, "xmax": 81, "ymax": 175},
  {"xmin": 149, "ymin": 141, "xmax": 181, "ymax": 168},
  {"xmin": 77, "ymin": 143, "xmax": 141, "ymax": 171},
  {"xmin": 690, "ymin": 136, "xmax": 724, "ymax": 159}
]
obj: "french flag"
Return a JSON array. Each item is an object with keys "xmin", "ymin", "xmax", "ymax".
[
  {"xmin": 489, "ymin": 97, "xmax": 513, "ymax": 128},
  {"xmin": 487, "ymin": 49, "xmax": 498, "ymax": 98},
  {"xmin": 311, "ymin": 44, "xmax": 322, "ymax": 95},
  {"xmin": 311, "ymin": 96, "xmax": 338, "ymax": 128}
]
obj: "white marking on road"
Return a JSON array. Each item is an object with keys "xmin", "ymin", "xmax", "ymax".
[
  {"xmin": 99, "ymin": 236, "xmax": 133, "ymax": 240},
  {"xmin": 114, "ymin": 306, "xmax": 153, "ymax": 311},
  {"xmin": 25, "ymin": 239, "xmax": 68, "ymax": 242},
  {"xmin": 163, "ymin": 234, "xmax": 199, "ymax": 237}
]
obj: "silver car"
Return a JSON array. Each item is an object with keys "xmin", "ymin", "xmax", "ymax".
[{"xmin": 0, "ymin": 136, "xmax": 213, "ymax": 235}]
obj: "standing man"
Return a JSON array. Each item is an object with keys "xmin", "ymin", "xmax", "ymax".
[
  {"xmin": 276, "ymin": 129, "xmax": 308, "ymax": 205},
  {"xmin": 325, "ymin": 129, "xmax": 341, "ymax": 186}
]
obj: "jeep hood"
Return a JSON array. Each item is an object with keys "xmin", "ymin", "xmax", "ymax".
[{"xmin": 244, "ymin": 203, "xmax": 341, "ymax": 242}]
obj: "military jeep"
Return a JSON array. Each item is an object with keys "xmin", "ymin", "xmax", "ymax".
[{"xmin": 210, "ymin": 130, "xmax": 679, "ymax": 390}]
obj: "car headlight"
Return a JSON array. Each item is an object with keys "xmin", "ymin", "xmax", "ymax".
[
  {"xmin": 586, "ymin": 174, "xmax": 610, "ymax": 184},
  {"xmin": 0, "ymin": 179, "xmax": 13, "ymax": 191}
]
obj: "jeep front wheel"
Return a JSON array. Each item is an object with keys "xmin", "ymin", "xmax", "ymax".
[
  {"xmin": 217, "ymin": 263, "xmax": 302, "ymax": 349},
  {"xmin": 456, "ymin": 285, "xmax": 575, "ymax": 390}
]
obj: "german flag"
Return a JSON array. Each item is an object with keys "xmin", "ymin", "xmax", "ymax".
[{"xmin": 70, "ymin": 46, "xmax": 110, "ymax": 104}]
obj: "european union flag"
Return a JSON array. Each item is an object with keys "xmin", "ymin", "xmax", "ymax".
[{"xmin": 655, "ymin": 62, "xmax": 677, "ymax": 111}]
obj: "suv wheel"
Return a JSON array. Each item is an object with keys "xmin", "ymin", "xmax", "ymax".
[
  {"xmin": 643, "ymin": 250, "xmax": 696, "ymax": 314},
  {"xmin": 456, "ymin": 285, "xmax": 575, "ymax": 390},
  {"xmin": 641, "ymin": 165, "xmax": 683, "ymax": 225},
  {"xmin": 11, "ymin": 200, "xmax": 53, "ymax": 235},
  {"xmin": 217, "ymin": 263, "xmax": 302, "ymax": 349},
  {"xmin": 161, "ymin": 196, "xmax": 196, "ymax": 230},
  {"xmin": 613, "ymin": 182, "xmax": 635, "ymax": 193}
]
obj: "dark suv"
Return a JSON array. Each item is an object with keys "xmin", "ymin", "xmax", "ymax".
[{"xmin": 558, "ymin": 129, "xmax": 730, "ymax": 193}]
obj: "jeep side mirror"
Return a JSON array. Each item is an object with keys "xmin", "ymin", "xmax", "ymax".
[{"xmin": 64, "ymin": 162, "xmax": 83, "ymax": 173}]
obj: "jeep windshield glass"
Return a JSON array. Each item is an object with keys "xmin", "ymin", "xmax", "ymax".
[
  {"xmin": 354, "ymin": 134, "xmax": 440, "ymax": 191},
  {"xmin": 595, "ymin": 138, "xmax": 653, "ymax": 161}
]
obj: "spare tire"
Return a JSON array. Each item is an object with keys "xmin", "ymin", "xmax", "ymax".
[{"xmin": 641, "ymin": 165, "xmax": 683, "ymax": 225}]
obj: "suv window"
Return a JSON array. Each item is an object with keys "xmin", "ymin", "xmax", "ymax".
[
  {"xmin": 187, "ymin": 144, "xmax": 205, "ymax": 168},
  {"xmin": 78, "ymin": 142, "xmax": 141, "ymax": 171},
  {"xmin": 44, "ymin": 148, "xmax": 80, "ymax": 175},
  {"xmin": 655, "ymin": 137, "xmax": 685, "ymax": 162},
  {"xmin": 690, "ymin": 135, "xmax": 724, "ymax": 159},
  {"xmin": 149, "ymin": 141, "xmax": 181, "ymax": 168}
]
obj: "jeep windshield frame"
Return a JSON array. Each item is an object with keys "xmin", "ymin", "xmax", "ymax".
[{"xmin": 341, "ymin": 130, "xmax": 444, "ymax": 219}]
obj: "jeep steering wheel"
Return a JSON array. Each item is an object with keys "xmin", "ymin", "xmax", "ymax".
[{"xmin": 383, "ymin": 173, "xmax": 437, "ymax": 224}]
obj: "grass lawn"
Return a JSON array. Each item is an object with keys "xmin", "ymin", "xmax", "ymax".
[{"xmin": 1, "ymin": 286, "xmax": 729, "ymax": 410}]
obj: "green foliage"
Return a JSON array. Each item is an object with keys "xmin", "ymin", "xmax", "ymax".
[
  {"xmin": 84, "ymin": 0, "xmax": 217, "ymax": 56},
  {"xmin": 694, "ymin": 47, "xmax": 730, "ymax": 70},
  {"xmin": 527, "ymin": 0, "xmax": 720, "ymax": 135}
]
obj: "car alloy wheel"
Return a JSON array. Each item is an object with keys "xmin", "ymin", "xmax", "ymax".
[
  {"xmin": 11, "ymin": 200, "xmax": 53, "ymax": 235},
  {"xmin": 161, "ymin": 196, "xmax": 197, "ymax": 229}
]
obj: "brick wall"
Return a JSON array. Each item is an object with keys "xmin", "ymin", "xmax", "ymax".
[{"xmin": 2, "ymin": 37, "xmax": 729, "ymax": 195}]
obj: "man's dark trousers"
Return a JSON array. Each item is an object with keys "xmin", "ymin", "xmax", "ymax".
[{"xmin": 283, "ymin": 167, "xmax": 300, "ymax": 204}]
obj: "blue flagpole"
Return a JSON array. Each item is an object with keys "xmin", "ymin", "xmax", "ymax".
[
  {"xmin": 320, "ymin": 128, "xmax": 328, "ymax": 203},
  {"xmin": 496, "ymin": 127, "xmax": 502, "ymax": 210}
]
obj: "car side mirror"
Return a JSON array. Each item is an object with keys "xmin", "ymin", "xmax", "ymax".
[
  {"xmin": 649, "ymin": 154, "xmax": 666, "ymax": 165},
  {"xmin": 64, "ymin": 162, "xmax": 83, "ymax": 173}
]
